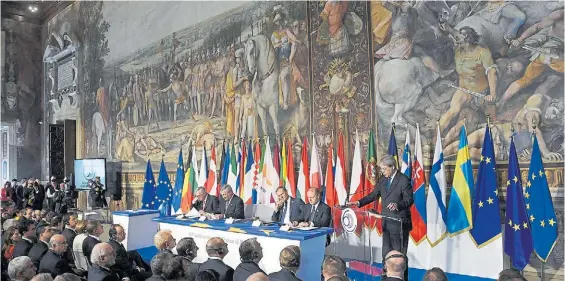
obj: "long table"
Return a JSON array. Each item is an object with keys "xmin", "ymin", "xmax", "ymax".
[{"xmin": 154, "ymin": 216, "xmax": 333, "ymax": 281}]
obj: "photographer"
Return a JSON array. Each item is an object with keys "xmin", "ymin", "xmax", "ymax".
[
  {"xmin": 63, "ymin": 177, "xmax": 76, "ymax": 210},
  {"xmin": 89, "ymin": 177, "xmax": 107, "ymax": 209}
]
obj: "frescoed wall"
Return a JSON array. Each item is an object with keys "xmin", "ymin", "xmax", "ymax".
[{"xmin": 43, "ymin": 1, "xmax": 564, "ymax": 277}]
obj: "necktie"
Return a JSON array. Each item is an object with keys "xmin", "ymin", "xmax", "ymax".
[
  {"xmin": 309, "ymin": 205, "xmax": 316, "ymax": 222},
  {"xmin": 280, "ymin": 202, "xmax": 287, "ymax": 222},
  {"xmin": 202, "ymin": 199, "xmax": 206, "ymax": 211},
  {"xmin": 387, "ymin": 178, "xmax": 392, "ymax": 191}
]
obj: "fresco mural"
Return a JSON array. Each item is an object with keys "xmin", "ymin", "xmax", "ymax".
[
  {"xmin": 372, "ymin": 1, "xmax": 564, "ymax": 165},
  {"xmin": 2, "ymin": 18, "xmax": 43, "ymax": 178}
]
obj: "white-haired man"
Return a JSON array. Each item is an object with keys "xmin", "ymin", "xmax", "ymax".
[
  {"xmin": 88, "ymin": 243, "xmax": 122, "ymax": 281},
  {"xmin": 8, "ymin": 256, "xmax": 37, "ymax": 281}
]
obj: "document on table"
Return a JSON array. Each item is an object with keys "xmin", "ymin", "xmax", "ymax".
[{"xmin": 294, "ymin": 226, "xmax": 319, "ymax": 231}]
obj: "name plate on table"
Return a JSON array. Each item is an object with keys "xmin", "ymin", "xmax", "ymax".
[
  {"xmin": 199, "ymin": 216, "xmax": 207, "ymax": 221},
  {"xmin": 252, "ymin": 220, "xmax": 262, "ymax": 227},
  {"xmin": 279, "ymin": 225, "xmax": 291, "ymax": 232},
  {"xmin": 225, "ymin": 218, "xmax": 234, "ymax": 224}
]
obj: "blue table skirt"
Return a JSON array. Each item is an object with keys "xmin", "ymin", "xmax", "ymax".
[
  {"xmin": 153, "ymin": 216, "xmax": 334, "ymax": 241},
  {"xmin": 113, "ymin": 209, "xmax": 161, "ymax": 217}
]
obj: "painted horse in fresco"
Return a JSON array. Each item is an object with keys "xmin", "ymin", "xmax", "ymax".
[{"xmin": 245, "ymin": 34, "xmax": 281, "ymax": 136}]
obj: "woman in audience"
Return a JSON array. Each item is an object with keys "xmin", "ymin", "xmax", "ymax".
[
  {"xmin": 3, "ymin": 226, "xmax": 22, "ymax": 261},
  {"xmin": 196, "ymin": 269, "xmax": 220, "ymax": 281},
  {"xmin": 71, "ymin": 220, "xmax": 89, "ymax": 271}
]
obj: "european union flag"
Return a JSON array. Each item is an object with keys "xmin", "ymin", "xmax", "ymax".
[
  {"xmin": 171, "ymin": 149, "xmax": 184, "ymax": 215},
  {"xmin": 156, "ymin": 159, "xmax": 173, "ymax": 216},
  {"xmin": 469, "ymin": 125, "xmax": 501, "ymax": 247},
  {"xmin": 504, "ymin": 137, "xmax": 533, "ymax": 270},
  {"xmin": 388, "ymin": 126, "xmax": 399, "ymax": 168},
  {"xmin": 525, "ymin": 134, "xmax": 558, "ymax": 261},
  {"xmin": 141, "ymin": 160, "xmax": 157, "ymax": 209}
]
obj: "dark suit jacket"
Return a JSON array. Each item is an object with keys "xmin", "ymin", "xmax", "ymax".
[
  {"xmin": 13, "ymin": 238, "xmax": 34, "ymax": 258},
  {"xmin": 181, "ymin": 257, "xmax": 200, "ymax": 276},
  {"xmin": 233, "ymin": 262, "xmax": 265, "ymax": 281},
  {"xmin": 38, "ymin": 250, "xmax": 72, "ymax": 278},
  {"xmin": 300, "ymin": 202, "xmax": 331, "ymax": 227},
  {"xmin": 82, "ymin": 236, "xmax": 101, "ymax": 265},
  {"xmin": 108, "ymin": 240, "xmax": 134, "ymax": 276},
  {"xmin": 28, "ymin": 240, "xmax": 49, "ymax": 267},
  {"xmin": 199, "ymin": 258, "xmax": 234, "ymax": 281},
  {"xmin": 193, "ymin": 195, "xmax": 220, "ymax": 214},
  {"xmin": 268, "ymin": 268, "xmax": 302, "ymax": 281},
  {"xmin": 88, "ymin": 264, "xmax": 120, "ymax": 281},
  {"xmin": 219, "ymin": 195, "xmax": 245, "ymax": 219},
  {"xmin": 271, "ymin": 197, "xmax": 304, "ymax": 223},
  {"xmin": 359, "ymin": 172, "xmax": 414, "ymax": 233},
  {"xmin": 61, "ymin": 228, "xmax": 77, "ymax": 245}
]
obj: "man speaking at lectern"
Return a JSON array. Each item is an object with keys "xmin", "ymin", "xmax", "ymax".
[{"xmin": 347, "ymin": 155, "xmax": 413, "ymax": 280}]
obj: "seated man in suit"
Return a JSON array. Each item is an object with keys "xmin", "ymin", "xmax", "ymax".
[
  {"xmin": 297, "ymin": 187, "xmax": 331, "ymax": 227},
  {"xmin": 271, "ymin": 186, "xmax": 304, "ymax": 225},
  {"xmin": 233, "ymin": 238, "xmax": 265, "ymax": 281},
  {"xmin": 199, "ymin": 237, "xmax": 234, "ymax": 281},
  {"xmin": 268, "ymin": 245, "xmax": 302, "ymax": 281},
  {"xmin": 108, "ymin": 224, "xmax": 151, "ymax": 281},
  {"xmin": 13, "ymin": 220, "xmax": 36, "ymax": 258},
  {"xmin": 176, "ymin": 237, "xmax": 200, "ymax": 274},
  {"xmin": 193, "ymin": 187, "xmax": 220, "ymax": 215},
  {"xmin": 7, "ymin": 256, "xmax": 37, "ymax": 281},
  {"xmin": 28, "ymin": 226, "xmax": 54, "ymax": 267},
  {"xmin": 153, "ymin": 230, "xmax": 176, "ymax": 253},
  {"xmin": 61, "ymin": 213, "xmax": 78, "ymax": 267},
  {"xmin": 82, "ymin": 220, "xmax": 104, "ymax": 267},
  {"xmin": 88, "ymin": 243, "xmax": 120, "ymax": 281},
  {"xmin": 216, "ymin": 185, "xmax": 244, "ymax": 220},
  {"xmin": 162, "ymin": 256, "xmax": 197, "ymax": 281},
  {"xmin": 38, "ymin": 234, "xmax": 73, "ymax": 278},
  {"xmin": 322, "ymin": 255, "xmax": 347, "ymax": 281}
]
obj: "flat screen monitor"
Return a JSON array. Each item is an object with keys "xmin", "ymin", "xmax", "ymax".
[{"xmin": 74, "ymin": 158, "xmax": 106, "ymax": 191}]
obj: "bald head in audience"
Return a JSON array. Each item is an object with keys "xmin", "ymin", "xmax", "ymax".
[
  {"xmin": 246, "ymin": 272, "xmax": 269, "ymax": 281},
  {"xmin": 322, "ymin": 255, "xmax": 347, "ymax": 280},
  {"xmin": 206, "ymin": 237, "xmax": 229, "ymax": 259},
  {"xmin": 384, "ymin": 250, "xmax": 406, "ymax": 278},
  {"xmin": 423, "ymin": 267, "xmax": 448, "ymax": 281}
]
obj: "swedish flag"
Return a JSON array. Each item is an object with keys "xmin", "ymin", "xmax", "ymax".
[
  {"xmin": 469, "ymin": 125, "xmax": 501, "ymax": 247},
  {"xmin": 446, "ymin": 125, "xmax": 473, "ymax": 235},
  {"xmin": 524, "ymin": 134, "xmax": 558, "ymax": 261},
  {"xmin": 504, "ymin": 137, "xmax": 533, "ymax": 270}
]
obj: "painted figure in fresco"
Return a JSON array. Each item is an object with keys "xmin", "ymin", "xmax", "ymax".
[
  {"xmin": 317, "ymin": 0, "xmax": 350, "ymax": 57},
  {"xmin": 95, "ymin": 78, "xmax": 110, "ymax": 128},
  {"xmin": 211, "ymin": 47, "xmax": 229, "ymax": 118},
  {"xmin": 443, "ymin": 93, "xmax": 563, "ymax": 161},
  {"xmin": 133, "ymin": 75, "xmax": 146, "ymax": 122},
  {"xmin": 158, "ymin": 72, "xmax": 187, "ymax": 127},
  {"xmin": 500, "ymin": 8, "xmax": 564, "ymax": 106},
  {"xmin": 115, "ymin": 115, "xmax": 135, "ymax": 163},
  {"xmin": 437, "ymin": 25, "xmax": 498, "ymax": 134},
  {"xmin": 375, "ymin": 1, "xmax": 451, "ymax": 78},
  {"xmin": 145, "ymin": 78, "xmax": 160, "ymax": 132},
  {"xmin": 290, "ymin": 20, "xmax": 309, "ymax": 91},
  {"xmin": 271, "ymin": 7, "xmax": 298, "ymax": 110},
  {"xmin": 246, "ymin": 34, "xmax": 281, "ymax": 136},
  {"xmin": 198, "ymin": 55, "xmax": 209, "ymax": 116},
  {"xmin": 239, "ymin": 79, "xmax": 256, "ymax": 140},
  {"xmin": 225, "ymin": 49, "xmax": 249, "ymax": 139}
]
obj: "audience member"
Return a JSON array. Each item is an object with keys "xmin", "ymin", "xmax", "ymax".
[
  {"xmin": 108, "ymin": 224, "xmax": 151, "ymax": 281},
  {"xmin": 327, "ymin": 276, "xmax": 349, "ymax": 281},
  {"xmin": 268, "ymin": 245, "xmax": 301, "ymax": 281},
  {"xmin": 147, "ymin": 252, "xmax": 174, "ymax": 281},
  {"xmin": 176, "ymin": 237, "xmax": 200, "ymax": 273},
  {"xmin": 2, "ymin": 226, "xmax": 22, "ymax": 261},
  {"xmin": 50, "ymin": 216, "xmax": 64, "ymax": 232},
  {"xmin": 72, "ymin": 220, "xmax": 89, "ymax": 271},
  {"xmin": 498, "ymin": 269, "xmax": 527, "ymax": 281},
  {"xmin": 13, "ymin": 220, "xmax": 36, "ymax": 258},
  {"xmin": 53, "ymin": 273, "xmax": 82, "ymax": 281},
  {"xmin": 382, "ymin": 251, "xmax": 406, "ymax": 281},
  {"xmin": 88, "ymin": 243, "xmax": 119, "ymax": 281},
  {"xmin": 423, "ymin": 267, "xmax": 448, "ymax": 281},
  {"xmin": 28, "ymin": 226, "xmax": 54, "ymax": 267},
  {"xmin": 30, "ymin": 273, "xmax": 53, "ymax": 281},
  {"xmin": 322, "ymin": 255, "xmax": 347, "ymax": 280},
  {"xmin": 199, "ymin": 237, "xmax": 233, "ymax": 281},
  {"xmin": 234, "ymin": 238, "xmax": 264, "ymax": 281},
  {"xmin": 245, "ymin": 273, "xmax": 269, "ymax": 281},
  {"xmin": 154, "ymin": 230, "xmax": 176, "ymax": 253},
  {"xmin": 196, "ymin": 269, "xmax": 220, "ymax": 281},
  {"xmin": 38, "ymin": 234, "xmax": 72, "ymax": 278},
  {"xmin": 61, "ymin": 213, "xmax": 78, "ymax": 266},
  {"xmin": 162, "ymin": 255, "xmax": 196, "ymax": 281},
  {"xmin": 82, "ymin": 220, "xmax": 104, "ymax": 265},
  {"xmin": 8, "ymin": 256, "xmax": 37, "ymax": 281}
]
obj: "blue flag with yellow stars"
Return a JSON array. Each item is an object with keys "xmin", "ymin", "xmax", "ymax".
[
  {"xmin": 469, "ymin": 125, "xmax": 501, "ymax": 247},
  {"xmin": 141, "ymin": 160, "xmax": 157, "ymax": 209},
  {"xmin": 525, "ymin": 134, "xmax": 558, "ymax": 261},
  {"xmin": 388, "ymin": 126, "xmax": 399, "ymax": 169},
  {"xmin": 171, "ymin": 149, "xmax": 184, "ymax": 215},
  {"xmin": 156, "ymin": 159, "xmax": 173, "ymax": 216},
  {"xmin": 504, "ymin": 137, "xmax": 533, "ymax": 270}
]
